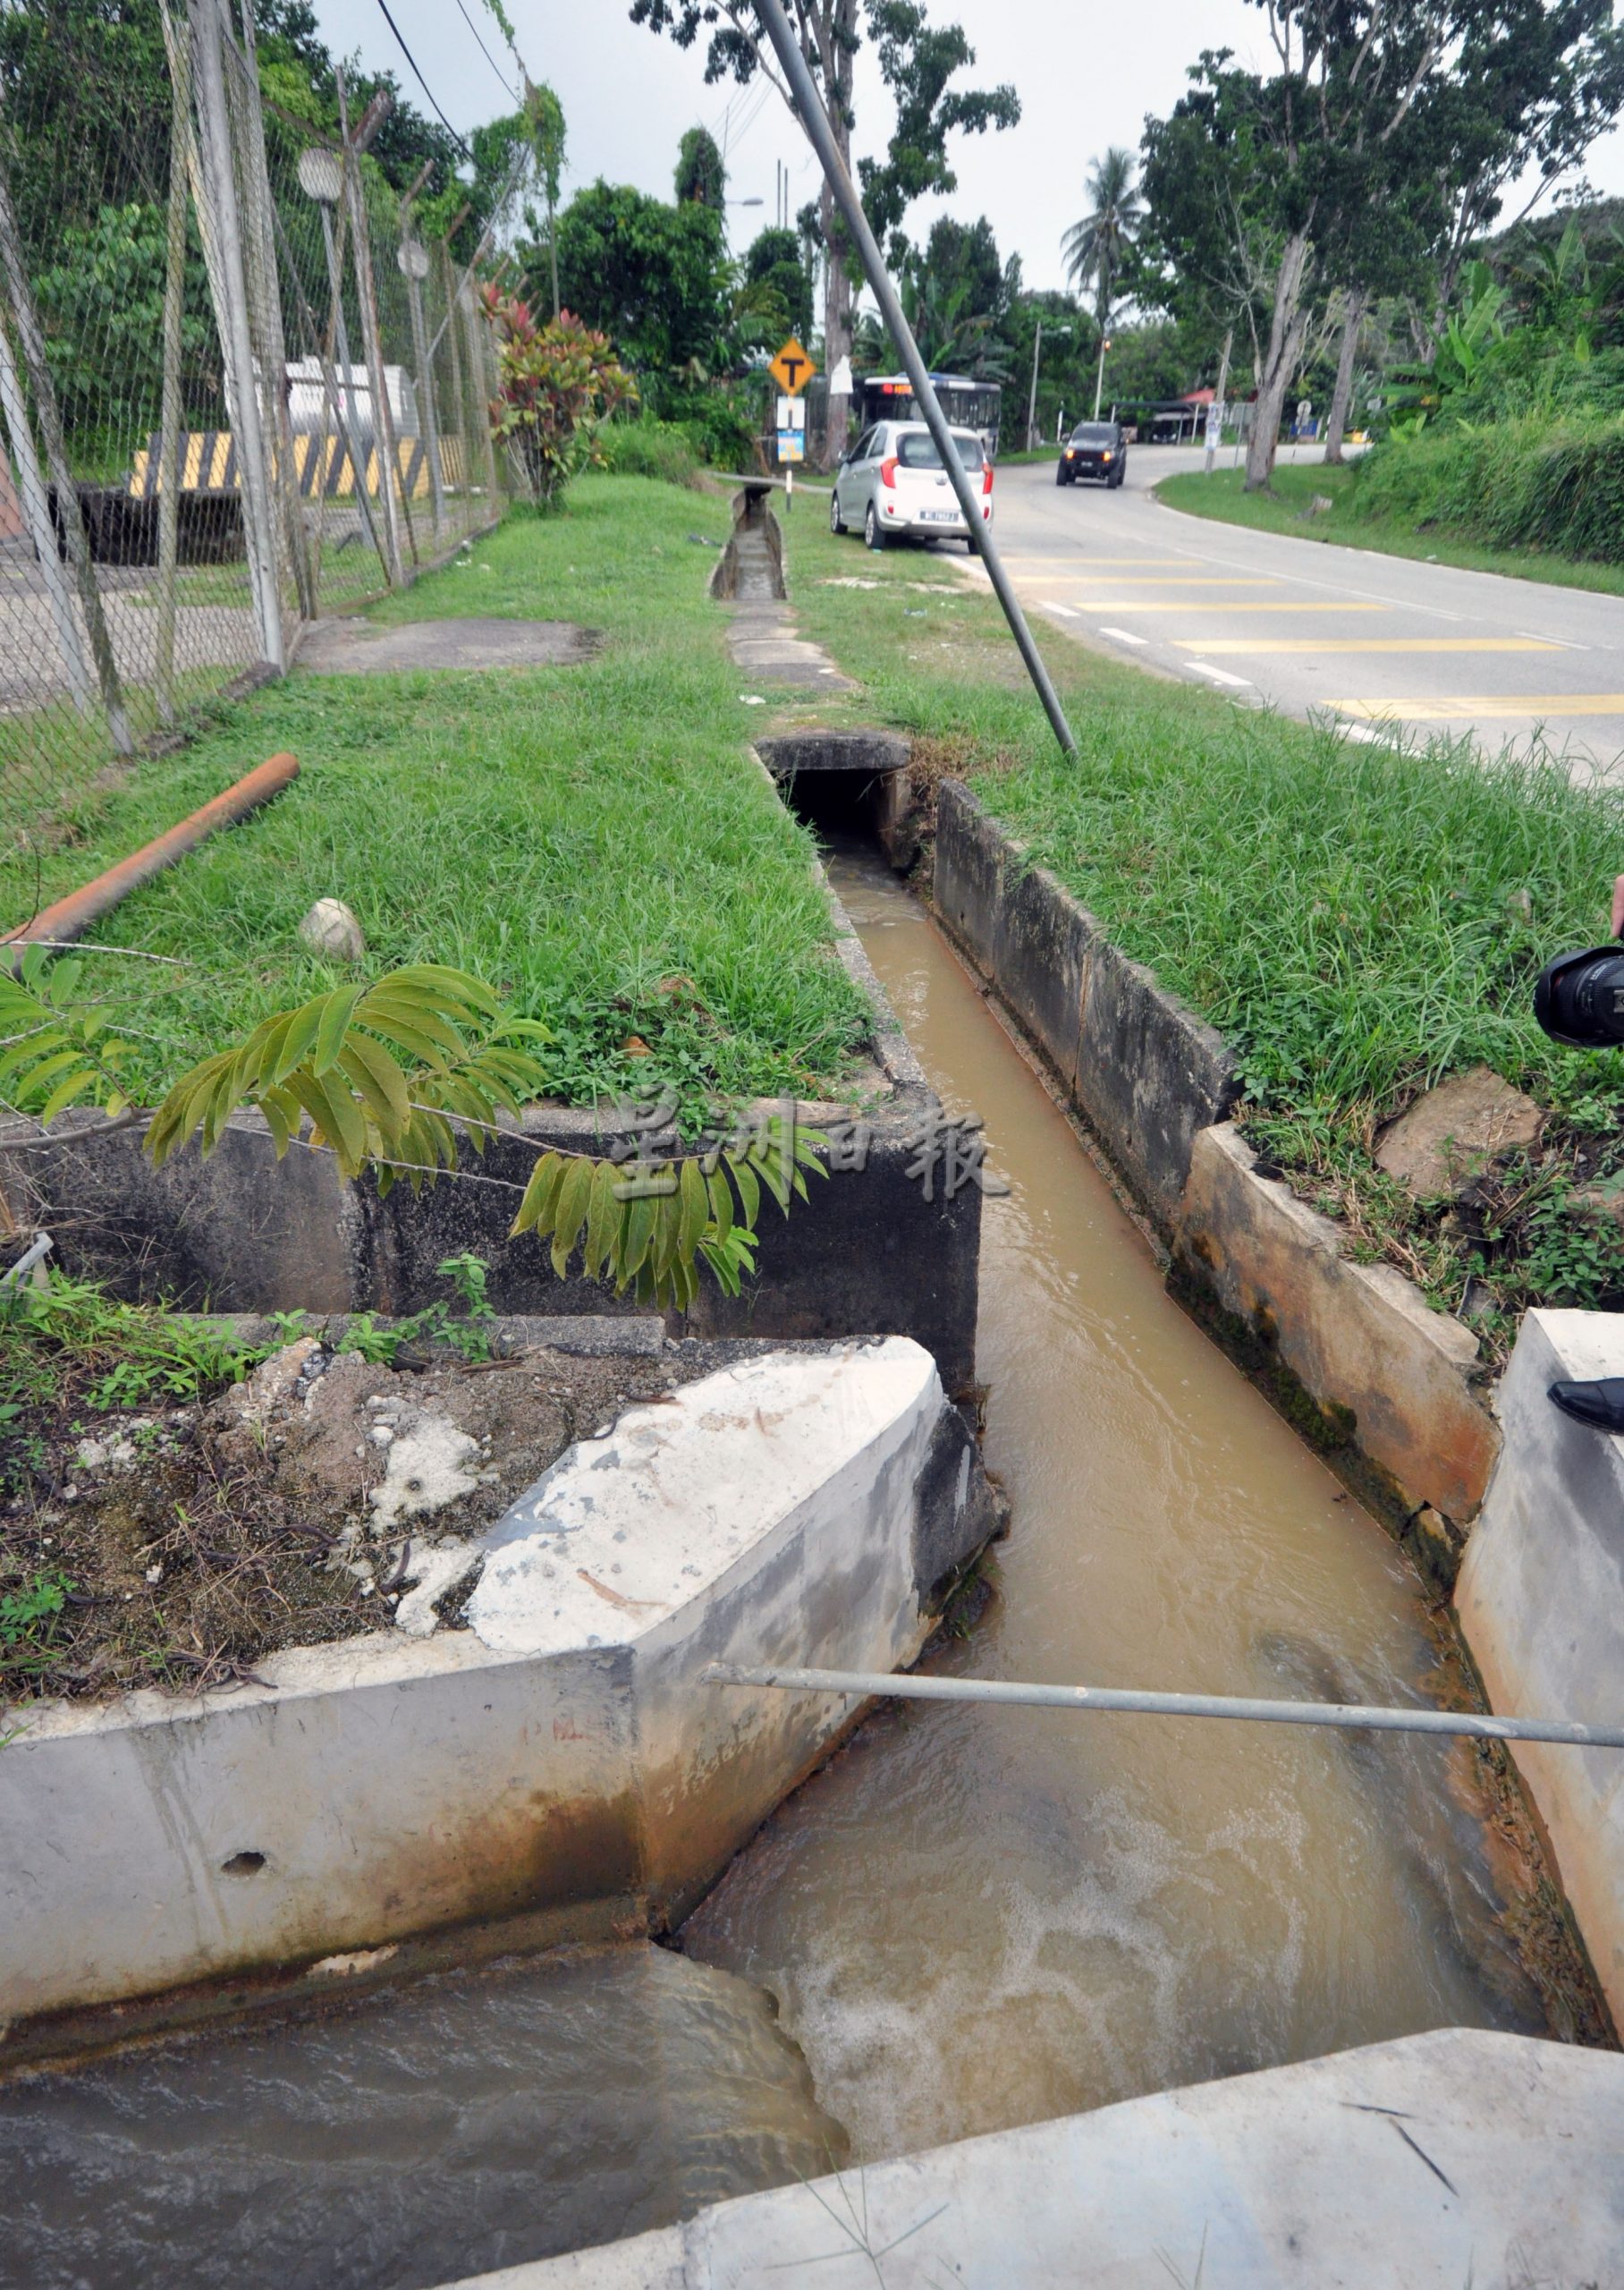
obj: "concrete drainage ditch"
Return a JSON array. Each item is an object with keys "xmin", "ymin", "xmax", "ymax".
[{"xmin": 8, "ymin": 543, "xmax": 1624, "ymax": 2279}]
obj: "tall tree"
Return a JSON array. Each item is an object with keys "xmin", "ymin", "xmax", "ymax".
[
  {"xmin": 628, "ymin": 0, "xmax": 1017, "ymax": 461},
  {"xmin": 1062, "ymin": 147, "xmax": 1144, "ymax": 415},
  {"xmin": 740, "ymin": 222, "xmax": 814, "ymax": 338},
  {"xmin": 675, "ymin": 123, "xmax": 727, "ymax": 209},
  {"xmin": 554, "ymin": 178, "xmax": 730, "ymax": 377}
]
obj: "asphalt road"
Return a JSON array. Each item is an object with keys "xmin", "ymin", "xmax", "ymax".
[{"xmin": 966, "ymin": 443, "xmax": 1624, "ymax": 778}]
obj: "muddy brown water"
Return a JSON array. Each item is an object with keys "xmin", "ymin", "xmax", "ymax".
[
  {"xmin": 684, "ymin": 845, "xmax": 1545, "ymax": 2158},
  {"xmin": 0, "ymin": 845, "xmax": 1552, "ymax": 2285}
]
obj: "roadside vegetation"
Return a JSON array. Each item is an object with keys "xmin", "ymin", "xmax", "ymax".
[
  {"xmin": 791, "ymin": 504, "xmax": 1624, "ymax": 1358},
  {"xmin": 1155, "ymin": 462, "xmax": 1624, "ymax": 598},
  {"xmin": 3, "ymin": 479, "xmax": 870, "ymax": 1119}
]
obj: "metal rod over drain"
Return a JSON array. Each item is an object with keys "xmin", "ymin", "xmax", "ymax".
[{"xmin": 701, "ymin": 1663, "xmax": 1624, "ymax": 1753}]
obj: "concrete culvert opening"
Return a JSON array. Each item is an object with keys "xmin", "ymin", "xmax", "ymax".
[
  {"xmin": 757, "ymin": 729, "xmax": 915, "ymax": 867},
  {"xmin": 711, "ymin": 485, "xmax": 787, "ymax": 603}
]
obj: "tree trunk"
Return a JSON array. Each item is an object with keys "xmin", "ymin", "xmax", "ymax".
[
  {"xmin": 1244, "ymin": 229, "xmax": 1313, "ymax": 492},
  {"xmin": 1324, "ymin": 289, "xmax": 1365, "ymax": 466},
  {"xmin": 547, "ymin": 189, "xmax": 560, "ymax": 319}
]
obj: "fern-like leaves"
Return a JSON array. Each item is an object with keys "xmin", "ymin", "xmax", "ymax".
[
  {"xmin": 508, "ymin": 1111, "xmax": 826, "ymax": 1311},
  {"xmin": 144, "ymin": 965, "xmax": 550, "ymax": 1188},
  {"xmin": 0, "ymin": 947, "xmax": 133, "ymax": 1126},
  {"xmin": 147, "ymin": 966, "xmax": 826, "ymax": 1306}
]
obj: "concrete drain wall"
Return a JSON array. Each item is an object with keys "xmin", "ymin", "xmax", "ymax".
[
  {"xmin": 933, "ymin": 774, "xmax": 1500, "ymax": 1541},
  {"xmin": 0, "ymin": 1336, "xmax": 1002, "ymax": 2062}
]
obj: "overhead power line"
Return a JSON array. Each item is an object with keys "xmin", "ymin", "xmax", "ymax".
[
  {"xmin": 371, "ymin": 0, "xmax": 472, "ymax": 158},
  {"xmin": 453, "ymin": 0, "xmax": 520, "ymax": 104}
]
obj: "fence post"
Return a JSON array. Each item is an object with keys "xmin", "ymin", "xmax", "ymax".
[
  {"xmin": 0, "ymin": 301, "xmax": 97, "ymax": 724},
  {"xmin": 335, "ymin": 69, "xmax": 406, "ymax": 584},
  {"xmin": 398, "ymin": 233, "xmax": 444, "ymax": 537},
  {"xmin": 154, "ymin": 2, "xmax": 192, "ymax": 722},
  {"xmin": 436, "ymin": 240, "xmax": 468, "ymax": 510},
  {"xmin": 0, "ymin": 138, "xmax": 133, "ymax": 753},
  {"xmin": 187, "ymin": 0, "xmax": 283, "ymax": 671},
  {"xmin": 230, "ymin": 0, "xmax": 316, "ymax": 623},
  {"xmin": 461, "ymin": 280, "xmax": 498, "ymax": 502}
]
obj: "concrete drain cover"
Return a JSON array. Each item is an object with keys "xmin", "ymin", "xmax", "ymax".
[{"xmin": 296, "ymin": 615, "xmax": 598, "ymax": 674}]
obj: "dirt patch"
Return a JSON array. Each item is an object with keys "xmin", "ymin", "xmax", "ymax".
[{"xmin": 3, "ymin": 1327, "xmax": 704, "ymax": 1701}]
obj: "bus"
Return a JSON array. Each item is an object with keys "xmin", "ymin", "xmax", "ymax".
[{"xmin": 855, "ymin": 372, "xmax": 1002, "ymax": 455}]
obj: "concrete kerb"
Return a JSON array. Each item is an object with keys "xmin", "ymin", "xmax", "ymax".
[
  {"xmin": 932, "ymin": 775, "xmax": 1500, "ymax": 1533},
  {"xmin": 1458, "ymin": 1309, "xmax": 1624, "ymax": 2029},
  {"xmin": 0, "ymin": 1336, "xmax": 1002, "ymax": 2064}
]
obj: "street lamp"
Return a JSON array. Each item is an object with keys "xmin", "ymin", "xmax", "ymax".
[{"xmin": 1027, "ymin": 320, "xmax": 1071, "ymax": 453}]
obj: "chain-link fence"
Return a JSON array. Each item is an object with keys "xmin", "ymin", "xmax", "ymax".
[{"xmin": 0, "ymin": 0, "xmax": 504, "ymax": 913}]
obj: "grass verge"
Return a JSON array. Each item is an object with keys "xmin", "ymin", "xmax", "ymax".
[
  {"xmin": 785, "ymin": 500, "xmax": 1624, "ymax": 1359},
  {"xmin": 3, "ymin": 477, "xmax": 870, "ymax": 1117},
  {"xmin": 1156, "ymin": 462, "xmax": 1624, "ymax": 599}
]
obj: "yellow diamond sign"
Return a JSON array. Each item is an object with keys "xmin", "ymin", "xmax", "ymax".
[{"xmin": 767, "ymin": 337, "xmax": 816, "ymax": 395}]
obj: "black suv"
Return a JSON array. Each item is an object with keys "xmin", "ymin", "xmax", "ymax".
[{"xmin": 1057, "ymin": 421, "xmax": 1127, "ymax": 488}]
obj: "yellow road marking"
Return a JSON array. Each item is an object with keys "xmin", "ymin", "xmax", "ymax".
[
  {"xmin": 1002, "ymin": 556, "xmax": 1193, "ymax": 566},
  {"xmin": 1178, "ymin": 636, "xmax": 1561, "ymax": 655},
  {"xmin": 1333, "ymin": 694, "xmax": 1624, "ymax": 719},
  {"xmin": 1059, "ymin": 600, "xmax": 1391, "ymax": 614},
  {"xmin": 1021, "ymin": 576, "xmax": 1282, "ymax": 589}
]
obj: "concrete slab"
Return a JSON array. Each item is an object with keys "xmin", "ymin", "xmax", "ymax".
[
  {"xmin": 432, "ymin": 2026, "xmax": 1624, "ymax": 2287},
  {"xmin": 1458, "ymin": 1306, "xmax": 1624, "ymax": 2026},
  {"xmin": 295, "ymin": 615, "xmax": 597, "ymax": 674},
  {"xmin": 1, "ymin": 1339, "xmax": 999, "ymax": 2055}
]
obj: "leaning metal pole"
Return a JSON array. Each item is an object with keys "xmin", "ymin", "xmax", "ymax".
[
  {"xmin": 749, "ymin": 0, "xmax": 1077, "ymax": 759},
  {"xmin": 702, "ymin": 1663, "xmax": 1624, "ymax": 1753}
]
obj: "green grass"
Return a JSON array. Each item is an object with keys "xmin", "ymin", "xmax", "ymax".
[
  {"xmin": 4, "ymin": 478, "xmax": 869, "ymax": 1114},
  {"xmin": 786, "ymin": 503, "xmax": 1624, "ymax": 1336},
  {"xmin": 1156, "ymin": 462, "xmax": 1624, "ymax": 598}
]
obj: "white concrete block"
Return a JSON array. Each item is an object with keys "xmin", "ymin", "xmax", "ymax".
[
  {"xmin": 435, "ymin": 2027, "xmax": 1624, "ymax": 2288},
  {"xmin": 1457, "ymin": 1306, "xmax": 1624, "ymax": 2023},
  {"xmin": 0, "ymin": 1342, "xmax": 949, "ymax": 2032}
]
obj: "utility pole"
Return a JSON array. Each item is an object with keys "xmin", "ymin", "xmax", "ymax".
[
  {"xmin": 1205, "ymin": 328, "xmax": 1232, "ymax": 478},
  {"xmin": 749, "ymin": 0, "xmax": 1076, "ymax": 758},
  {"xmin": 1026, "ymin": 320, "xmax": 1070, "ymax": 454}
]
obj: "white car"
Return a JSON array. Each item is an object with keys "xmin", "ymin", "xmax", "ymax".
[{"xmin": 829, "ymin": 420, "xmax": 994, "ymax": 549}]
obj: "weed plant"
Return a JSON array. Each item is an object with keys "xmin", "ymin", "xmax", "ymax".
[
  {"xmin": 1158, "ymin": 453, "xmax": 1624, "ymax": 597},
  {"xmin": 2, "ymin": 479, "xmax": 869, "ymax": 1118},
  {"xmin": 788, "ymin": 501, "xmax": 1624, "ymax": 1337}
]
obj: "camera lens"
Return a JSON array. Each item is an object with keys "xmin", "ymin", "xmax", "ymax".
[{"xmin": 1535, "ymin": 947, "xmax": 1624, "ymax": 1047}]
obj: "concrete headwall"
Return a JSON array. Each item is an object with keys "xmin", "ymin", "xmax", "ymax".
[
  {"xmin": 436, "ymin": 2026, "xmax": 1624, "ymax": 2287},
  {"xmin": 933, "ymin": 776, "xmax": 1499, "ymax": 1529},
  {"xmin": 0, "ymin": 1340, "xmax": 1000, "ymax": 2056},
  {"xmin": 14, "ymin": 995, "xmax": 980, "ymax": 1398},
  {"xmin": 1456, "ymin": 1308, "xmax": 1624, "ymax": 2025}
]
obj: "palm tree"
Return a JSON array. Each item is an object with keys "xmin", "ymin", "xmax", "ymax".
[{"xmin": 1062, "ymin": 148, "xmax": 1144, "ymax": 417}]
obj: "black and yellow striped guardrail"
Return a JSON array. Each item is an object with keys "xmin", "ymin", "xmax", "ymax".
[{"xmin": 128, "ymin": 431, "xmax": 465, "ymax": 502}]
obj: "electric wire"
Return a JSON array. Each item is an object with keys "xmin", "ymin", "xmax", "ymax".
[
  {"xmin": 371, "ymin": 0, "xmax": 473, "ymax": 157},
  {"xmin": 453, "ymin": 0, "xmax": 520, "ymax": 104}
]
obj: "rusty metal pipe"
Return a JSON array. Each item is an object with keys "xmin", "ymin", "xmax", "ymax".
[{"xmin": 4, "ymin": 751, "xmax": 300, "ymax": 961}]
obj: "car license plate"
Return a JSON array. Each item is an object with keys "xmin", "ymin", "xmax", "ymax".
[{"xmin": 920, "ymin": 508, "xmax": 959, "ymax": 522}]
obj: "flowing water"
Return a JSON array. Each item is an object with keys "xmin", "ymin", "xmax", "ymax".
[
  {"xmin": 0, "ymin": 1946, "xmax": 842, "ymax": 2290},
  {"xmin": 1, "ymin": 846, "xmax": 1554, "ymax": 2284},
  {"xmin": 682, "ymin": 844, "xmax": 1544, "ymax": 2159}
]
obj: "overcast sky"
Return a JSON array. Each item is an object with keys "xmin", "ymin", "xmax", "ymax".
[{"xmin": 313, "ymin": 0, "xmax": 1624, "ymax": 296}]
